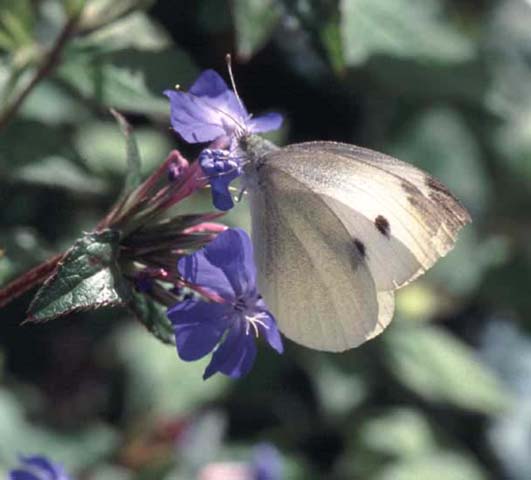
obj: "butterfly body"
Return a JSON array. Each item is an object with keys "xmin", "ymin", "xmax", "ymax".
[{"xmin": 241, "ymin": 136, "xmax": 470, "ymax": 352}]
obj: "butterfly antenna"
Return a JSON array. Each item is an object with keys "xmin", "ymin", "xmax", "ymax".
[{"xmin": 225, "ymin": 53, "xmax": 247, "ymax": 120}]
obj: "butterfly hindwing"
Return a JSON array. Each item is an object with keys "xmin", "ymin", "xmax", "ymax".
[{"xmin": 249, "ymin": 163, "xmax": 395, "ymax": 351}]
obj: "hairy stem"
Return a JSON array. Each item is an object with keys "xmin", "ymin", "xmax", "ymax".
[{"xmin": 0, "ymin": 253, "xmax": 64, "ymax": 309}]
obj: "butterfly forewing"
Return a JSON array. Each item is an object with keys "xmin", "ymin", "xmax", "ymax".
[{"xmin": 259, "ymin": 141, "xmax": 471, "ymax": 292}]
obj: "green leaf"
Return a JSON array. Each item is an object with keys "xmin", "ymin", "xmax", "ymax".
[
  {"xmin": 340, "ymin": 0, "xmax": 474, "ymax": 66},
  {"xmin": 383, "ymin": 324, "xmax": 510, "ymax": 414},
  {"xmin": 128, "ymin": 289, "xmax": 174, "ymax": 345},
  {"xmin": 110, "ymin": 109, "xmax": 142, "ymax": 196},
  {"xmin": 76, "ymin": 11, "xmax": 170, "ymax": 53},
  {"xmin": 364, "ymin": 56, "xmax": 489, "ymax": 102},
  {"xmin": 423, "ymin": 226, "xmax": 509, "ymax": 297},
  {"xmin": 19, "ymin": 80, "xmax": 90, "ymax": 124},
  {"xmin": 27, "ymin": 229, "xmax": 128, "ymax": 322},
  {"xmin": 375, "ymin": 452, "xmax": 486, "ymax": 480},
  {"xmin": 320, "ymin": 17, "xmax": 345, "ymax": 74},
  {"xmin": 115, "ymin": 323, "xmax": 229, "ymax": 419},
  {"xmin": 360, "ymin": 408, "xmax": 437, "ymax": 458},
  {"xmin": 232, "ymin": 0, "xmax": 281, "ymax": 60},
  {"xmin": 75, "ymin": 121, "xmax": 172, "ymax": 179},
  {"xmin": 0, "ymin": 0, "xmax": 35, "ymax": 49},
  {"xmin": 12, "ymin": 155, "xmax": 107, "ymax": 195},
  {"xmin": 56, "ymin": 59, "xmax": 169, "ymax": 115},
  {"xmin": 309, "ymin": 357, "xmax": 366, "ymax": 417},
  {"xmin": 78, "ymin": 0, "xmax": 156, "ymax": 32},
  {"xmin": 494, "ymin": 103, "xmax": 531, "ymax": 183}
]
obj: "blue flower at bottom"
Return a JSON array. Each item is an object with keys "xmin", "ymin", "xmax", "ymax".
[
  {"xmin": 199, "ymin": 149, "xmax": 241, "ymax": 211},
  {"xmin": 252, "ymin": 443, "xmax": 283, "ymax": 480},
  {"xmin": 167, "ymin": 228, "xmax": 283, "ymax": 379},
  {"xmin": 9, "ymin": 455, "xmax": 72, "ymax": 480}
]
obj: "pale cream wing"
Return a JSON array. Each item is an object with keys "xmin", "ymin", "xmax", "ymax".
[
  {"xmin": 263, "ymin": 141, "xmax": 471, "ymax": 291},
  {"xmin": 249, "ymin": 166, "xmax": 394, "ymax": 352}
]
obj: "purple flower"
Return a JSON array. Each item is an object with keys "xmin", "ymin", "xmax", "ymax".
[
  {"xmin": 164, "ymin": 70, "xmax": 283, "ymax": 144},
  {"xmin": 199, "ymin": 149, "xmax": 241, "ymax": 211},
  {"xmin": 9, "ymin": 455, "xmax": 72, "ymax": 480},
  {"xmin": 167, "ymin": 228, "xmax": 283, "ymax": 379},
  {"xmin": 251, "ymin": 443, "xmax": 283, "ymax": 480}
]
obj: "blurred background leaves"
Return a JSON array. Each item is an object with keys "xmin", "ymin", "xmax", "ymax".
[{"xmin": 1, "ymin": 0, "xmax": 530, "ymax": 478}]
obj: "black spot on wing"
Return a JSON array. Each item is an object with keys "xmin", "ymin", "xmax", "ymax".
[
  {"xmin": 374, "ymin": 215, "xmax": 390, "ymax": 238},
  {"xmin": 353, "ymin": 238, "xmax": 366, "ymax": 258},
  {"xmin": 401, "ymin": 181, "xmax": 420, "ymax": 197}
]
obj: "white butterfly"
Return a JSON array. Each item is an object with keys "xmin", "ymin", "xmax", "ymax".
[{"xmin": 240, "ymin": 136, "xmax": 471, "ymax": 352}]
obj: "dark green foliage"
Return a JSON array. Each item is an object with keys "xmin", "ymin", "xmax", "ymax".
[{"xmin": 1, "ymin": 0, "xmax": 530, "ymax": 478}]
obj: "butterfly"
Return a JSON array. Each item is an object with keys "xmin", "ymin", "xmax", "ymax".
[
  {"xmin": 239, "ymin": 136, "xmax": 471, "ymax": 351},
  {"xmin": 166, "ymin": 67, "xmax": 471, "ymax": 352}
]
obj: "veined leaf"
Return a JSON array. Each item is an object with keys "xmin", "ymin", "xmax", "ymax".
[
  {"xmin": 27, "ymin": 229, "xmax": 129, "ymax": 322},
  {"xmin": 110, "ymin": 109, "xmax": 142, "ymax": 198}
]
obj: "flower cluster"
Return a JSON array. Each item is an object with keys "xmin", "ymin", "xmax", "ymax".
[
  {"xmin": 166, "ymin": 70, "xmax": 282, "ymax": 212},
  {"xmin": 162, "ymin": 69, "xmax": 284, "ymax": 379}
]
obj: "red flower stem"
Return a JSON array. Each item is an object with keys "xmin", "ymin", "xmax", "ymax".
[
  {"xmin": 0, "ymin": 253, "xmax": 64, "ymax": 309},
  {"xmin": 148, "ymin": 282, "xmax": 180, "ymax": 306}
]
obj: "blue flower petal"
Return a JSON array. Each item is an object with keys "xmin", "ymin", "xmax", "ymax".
[
  {"xmin": 168, "ymin": 299, "xmax": 231, "ymax": 361},
  {"xmin": 165, "ymin": 90, "xmax": 228, "ymax": 143},
  {"xmin": 178, "ymin": 248, "xmax": 235, "ymax": 301},
  {"xmin": 9, "ymin": 471, "xmax": 37, "ymax": 480},
  {"xmin": 256, "ymin": 310, "xmax": 284, "ymax": 354},
  {"xmin": 209, "ymin": 168, "xmax": 240, "ymax": 211},
  {"xmin": 19, "ymin": 455, "xmax": 59, "ymax": 476},
  {"xmin": 248, "ymin": 112, "xmax": 283, "ymax": 134},
  {"xmin": 199, "ymin": 149, "xmax": 241, "ymax": 211},
  {"xmin": 165, "ymin": 70, "xmax": 249, "ymax": 144},
  {"xmin": 202, "ymin": 228, "xmax": 257, "ymax": 298},
  {"xmin": 9, "ymin": 455, "xmax": 71, "ymax": 480},
  {"xmin": 189, "ymin": 70, "xmax": 229, "ymax": 97},
  {"xmin": 203, "ymin": 321, "xmax": 257, "ymax": 379},
  {"xmin": 252, "ymin": 443, "xmax": 283, "ymax": 480},
  {"xmin": 189, "ymin": 70, "xmax": 248, "ymax": 122}
]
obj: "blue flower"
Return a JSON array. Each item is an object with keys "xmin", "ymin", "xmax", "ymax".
[
  {"xmin": 199, "ymin": 149, "xmax": 241, "ymax": 211},
  {"xmin": 251, "ymin": 443, "xmax": 283, "ymax": 480},
  {"xmin": 167, "ymin": 228, "xmax": 283, "ymax": 379},
  {"xmin": 164, "ymin": 70, "xmax": 283, "ymax": 144},
  {"xmin": 9, "ymin": 455, "xmax": 72, "ymax": 480}
]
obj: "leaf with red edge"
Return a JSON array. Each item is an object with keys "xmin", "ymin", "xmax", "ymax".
[{"xmin": 27, "ymin": 229, "xmax": 129, "ymax": 322}]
